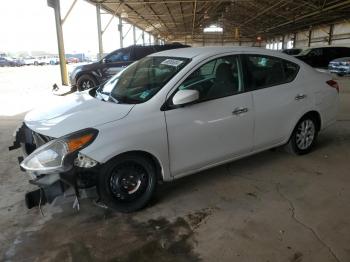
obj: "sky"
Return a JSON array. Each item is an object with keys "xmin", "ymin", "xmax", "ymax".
[{"xmin": 0, "ymin": 0, "xmax": 148, "ymax": 55}]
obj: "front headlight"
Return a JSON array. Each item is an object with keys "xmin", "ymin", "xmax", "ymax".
[{"xmin": 21, "ymin": 128, "xmax": 98, "ymax": 174}]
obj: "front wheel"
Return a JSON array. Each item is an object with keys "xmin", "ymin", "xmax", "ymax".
[
  {"xmin": 76, "ymin": 74, "xmax": 98, "ymax": 91},
  {"xmin": 98, "ymin": 154, "xmax": 157, "ymax": 213},
  {"xmin": 285, "ymin": 116, "xmax": 318, "ymax": 155}
]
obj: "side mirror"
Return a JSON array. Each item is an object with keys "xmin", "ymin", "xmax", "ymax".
[{"xmin": 172, "ymin": 89, "xmax": 199, "ymax": 106}]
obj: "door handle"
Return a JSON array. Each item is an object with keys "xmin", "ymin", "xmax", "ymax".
[
  {"xmin": 295, "ymin": 94, "xmax": 307, "ymax": 100},
  {"xmin": 232, "ymin": 107, "xmax": 248, "ymax": 115}
]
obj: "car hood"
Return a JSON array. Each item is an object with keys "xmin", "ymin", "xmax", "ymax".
[{"xmin": 24, "ymin": 91, "xmax": 134, "ymax": 138}]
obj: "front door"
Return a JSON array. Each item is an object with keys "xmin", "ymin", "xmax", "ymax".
[{"xmin": 165, "ymin": 55, "xmax": 254, "ymax": 176}]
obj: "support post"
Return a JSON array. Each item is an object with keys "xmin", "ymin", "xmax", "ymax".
[
  {"xmin": 293, "ymin": 32, "xmax": 297, "ymax": 48},
  {"xmin": 133, "ymin": 25, "xmax": 136, "ymax": 45},
  {"xmin": 96, "ymin": 4, "xmax": 103, "ymax": 59},
  {"xmin": 142, "ymin": 31, "xmax": 145, "ymax": 45},
  {"xmin": 118, "ymin": 17, "xmax": 123, "ymax": 48},
  {"xmin": 50, "ymin": 0, "xmax": 68, "ymax": 86},
  {"xmin": 281, "ymin": 35, "xmax": 285, "ymax": 49},
  {"xmin": 328, "ymin": 24, "xmax": 334, "ymax": 45},
  {"xmin": 308, "ymin": 28, "xmax": 312, "ymax": 47}
]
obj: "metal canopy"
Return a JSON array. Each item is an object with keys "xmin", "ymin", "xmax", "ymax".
[{"xmin": 88, "ymin": 0, "xmax": 350, "ymax": 43}]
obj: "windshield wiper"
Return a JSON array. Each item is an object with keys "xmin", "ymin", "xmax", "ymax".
[{"xmin": 112, "ymin": 94, "xmax": 140, "ymax": 104}]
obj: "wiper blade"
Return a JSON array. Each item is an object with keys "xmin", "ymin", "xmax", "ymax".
[{"xmin": 113, "ymin": 95, "xmax": 140, "ymax": 104}]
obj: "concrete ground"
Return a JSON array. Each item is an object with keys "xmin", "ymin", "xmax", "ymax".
[{"xmin": 0, "ymin": 66, "xmax": 349, "ymax": 262}]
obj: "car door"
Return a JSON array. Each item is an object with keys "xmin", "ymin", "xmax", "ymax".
[
  {"xmin": 242, "ymin": 54, "xmax": 308, "ymax": 150},
  {"xmin": 164, "ymin": 55, "xmax": 254, "ymax": 176}
]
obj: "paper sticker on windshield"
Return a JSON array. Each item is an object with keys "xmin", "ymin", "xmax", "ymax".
[
  {"xmin": 161, "ymin": 59, "xmax": 184, "ymax": 67},
  {"xmin": 139, "ymin": 91, "xmax": 150, "ymax": 99}
]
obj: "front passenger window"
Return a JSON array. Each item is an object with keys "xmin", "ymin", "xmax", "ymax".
[{"xmin": 178, "ymin": 55, "xmax": 243, "ymax": 101}]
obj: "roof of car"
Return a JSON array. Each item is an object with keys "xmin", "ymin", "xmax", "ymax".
[{"xmin": 150, "ymin": 46, "xmax": 283, "ymax": 59}]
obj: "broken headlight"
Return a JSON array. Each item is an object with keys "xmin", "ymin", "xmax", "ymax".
[{"xmin": 21, "ymin": 128, "xmax": 98, "ymax": 174}]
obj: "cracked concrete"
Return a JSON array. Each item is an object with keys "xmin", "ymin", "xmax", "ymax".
[{"xmin": 0, "ymin": 66, "xmax": 350, "ymax": 261}]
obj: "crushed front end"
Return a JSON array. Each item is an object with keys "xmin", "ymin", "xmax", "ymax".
[{"xmin": 9, "ymin": 123, "xmax": 100, "ymax": 210}]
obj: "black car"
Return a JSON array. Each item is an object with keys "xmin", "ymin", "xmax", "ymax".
[
  {"xmin": 282, "ymin": 48, "xmax": 302, "ymax": 56},
  {"xmin": 69, "ymin": 43, "xmax": 189, "ymax": 91},
  {"xmin": 295, "ymin": 46, "xmax": 350, "ymax": 69}
]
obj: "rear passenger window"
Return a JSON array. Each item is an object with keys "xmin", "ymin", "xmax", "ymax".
[
  {"xmin": 244, "ymin": 55, "xmax": 299, "ymax": 90},
  {"xmin": 284, "ymin": 61, "xmax": 299, "ymax": 82}
]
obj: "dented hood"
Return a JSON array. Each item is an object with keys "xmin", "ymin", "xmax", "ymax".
[{"xmin": 24, "ymin": 91, "xmax": 133, "ymax": 138}]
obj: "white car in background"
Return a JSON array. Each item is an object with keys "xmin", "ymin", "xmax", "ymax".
[{"xmin": 11, "ymin": 47, "xmax": 339, "ymax": 213}]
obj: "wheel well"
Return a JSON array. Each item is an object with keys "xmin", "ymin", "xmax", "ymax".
[
  {"xmin": 302, "ymin": 111, "xmax": 321, "ymax": 131},
  {"xmin": 113, "ymin": 151, "xmax": 164, "ymax": 182},
  {"xmin": 77, "ymin": 72, "xmax": 98, "ymax": 84}
]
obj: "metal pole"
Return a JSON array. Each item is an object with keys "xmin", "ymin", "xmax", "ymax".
[
  {"xmin": 282, "ymin": 35, "xmax": 285, "ymax": 49},
  {"xmin": 96, "ymin": 4, "xmax": 103, "ymax": 59},
  {"xmin": 119, "ymin": 17, "xmax": 123, "ymax": 48},
  {"xmin": 133, "ymin": 25, "xmax": 136, "ymax": 45},
  {"xmin": 308, "ymin": 28, "xmax": 312, "ymax": 47},
  {"xmin": 52, "ymin": 0, "xmax": 68, "ymax": 86},
  {"xmin": 328, "ymin": 24, "xmax": 334, "ymax": 45},
  {"xmin": 142, "ymin": 31, "xmax": 145, "ymax": 45},
  {"xmin": 293, "ymin": 32, "xmax": 297, "ymax": 48}
]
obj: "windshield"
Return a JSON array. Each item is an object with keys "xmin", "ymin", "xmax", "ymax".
[{"xmin": 100, "ymin": 56, "xmax": 190, "ymax": 104}]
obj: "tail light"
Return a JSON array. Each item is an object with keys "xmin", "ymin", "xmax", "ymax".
[{"xmin": 326, "ymin": 80, "xmax": 339, "ymax": 93}]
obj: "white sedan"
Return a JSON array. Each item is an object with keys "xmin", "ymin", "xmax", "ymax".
[{"xmin": 12, "ymin": 47, "xmax": 339, "ymax": 212}]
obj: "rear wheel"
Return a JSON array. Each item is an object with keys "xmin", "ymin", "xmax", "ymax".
[
  {"xmin": 98, "ymin": 154, "xmax": 157, "ymax": 213},
  {"xmin": 77, "ymin": 74, "xmax": 98, "ymax": 91},
  {"xmin": 285, "ymin": 116, "xmax": 318, "ymax": 155}
]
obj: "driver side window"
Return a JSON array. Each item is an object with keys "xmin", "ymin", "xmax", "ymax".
[{"xmin": 178, "ymin": 55, "xmax": 243, "ymax": 102}]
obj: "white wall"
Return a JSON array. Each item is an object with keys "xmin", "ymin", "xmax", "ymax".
[{"xmin": 266, "ymin": 21, "xmax": 350, "ymax": 49}]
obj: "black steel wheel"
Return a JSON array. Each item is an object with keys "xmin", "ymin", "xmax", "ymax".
[{"xmin": 98, "ymin": 154, "xmax": 157, "ymax": 212}]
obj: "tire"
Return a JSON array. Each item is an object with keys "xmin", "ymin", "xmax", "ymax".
[
  {"xmin": 285, "ymin": 116, "xmax": 318, "ymax": 155},
  {"xmin": 76, "ymin": 74, "xmax": 98, "ymax": 91},
  {"xmin": 34, "ymin": 61, "xmax": 38, "ymax": 66},
  {"xmin": 98, "ymin": 154, "xmax": 157, "ymax": 213}
]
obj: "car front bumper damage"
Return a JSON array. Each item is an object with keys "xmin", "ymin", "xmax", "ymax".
[{"xmin": 9, "ymin": 123, "xmax": 99, "ymax": 210}]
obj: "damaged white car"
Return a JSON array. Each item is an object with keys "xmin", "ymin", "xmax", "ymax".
[{"xmin": 10, "ymin": 47, "xmax": 339, "ymax": 212}]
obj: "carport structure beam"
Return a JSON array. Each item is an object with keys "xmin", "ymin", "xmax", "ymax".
[
  {"xmin": 119, "ymin": 17, "xmax": 123, "ymax": 48},
  {"xmin": 49, "ymin": 0, "xmax": 69, "ymax": 86},
  {"xmin": 96, "ymin": 4, "xmax": 104, "ymax": 60}
]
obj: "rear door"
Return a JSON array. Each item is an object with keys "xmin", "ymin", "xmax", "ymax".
[{"xmin": 242, "ymin": 54, "xmax": 308, "ymax": 150}]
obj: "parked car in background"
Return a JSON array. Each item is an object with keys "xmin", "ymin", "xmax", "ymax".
[
  {"xmin": 0, "ymin": 57, "xmax": 23, "ymax": 67},
  {"xmin": 11, "ymin": 47, "xmax": 339, "ymax": 212},
  {"xmin": 328, "ymin": 57, "xmax": 350, "ymax": 76},
  {"xmin": 282, "ymin": 48, "xmax": 302, "ymax": 56},
  {"xmin": 295, "ymin": 46, "xmax": 350, "ymax": 69},
  {"xmin": 66, "ymin": 57, "xmax": 79, "ymax": 64},
  {"xmin": 23, "ymin": 56, "xmax": 36, "ymax": 65},
  {"xmin": 69, "ymin": 43, "xmax": 189, "ymax": 91},
  {"xmin": 48, "ymin": 56, "xmax": 59, "ymax": 65}
]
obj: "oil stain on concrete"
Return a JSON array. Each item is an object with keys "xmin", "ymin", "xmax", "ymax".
[{"xmin": 2, "ymin": 202, "xmax": 207, "ymax": 262}]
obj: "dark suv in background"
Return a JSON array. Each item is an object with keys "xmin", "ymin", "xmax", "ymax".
[
  {"xmin": 295, "ymin": 46, "xmax": 350, "ymax": 69},
  {"xmin": 69, "ymin": 43, "xmax": 189, "ymax": 91}
]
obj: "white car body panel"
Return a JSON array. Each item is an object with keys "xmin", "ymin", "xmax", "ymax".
[
  {"xmin": 25, "ymin": 92, "xmax": 133, "ymax": 138},
  {"xmin": 23, "ymin": 47, "xmax": 339, "ymax": 182}
]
